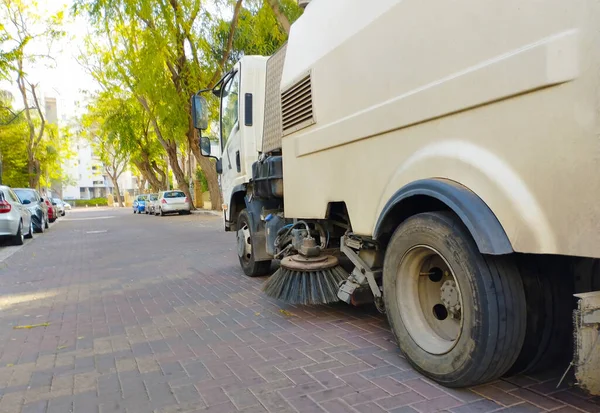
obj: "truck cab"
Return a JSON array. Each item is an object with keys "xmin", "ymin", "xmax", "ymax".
[{"xmin": 215, "ymin": 56, "xmax": 268, "ymax": 228}]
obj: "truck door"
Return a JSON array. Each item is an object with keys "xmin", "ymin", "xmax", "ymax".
[{"xmin": 219, "ymin": 68, "xmax": 243, "ymax": 220}]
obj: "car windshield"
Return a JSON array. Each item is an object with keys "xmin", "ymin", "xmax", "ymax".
[
  {"xmin": 13, "ymin": 189, "xmax": 36, "ymax": 203},
  {"xmin": 53, "ymin": 198, "xmax": 61, "ymax": 204},
  {"xmin": 138, "ymin": 196, "xmax": 146, "ymax": 201},
  {"xmin": 149, "ymin": 194, "xmax": 158, "ymax": 200},
  {"xmin": 164, "ymin": 191, "xmax": 185, "ymax": 198}
]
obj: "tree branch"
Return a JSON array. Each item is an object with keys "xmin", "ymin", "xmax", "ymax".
[
  {"xmin": 208, "ymin": 0, "xmax": 243, "ymax": 88},
  {"xmin": 267, "ymin": 0, "xmax": 291, "ymax": 34}
]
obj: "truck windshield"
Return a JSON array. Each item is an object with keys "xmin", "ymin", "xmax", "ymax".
[{"xmin": 220, "ymin": 70, "xmax": 239, "ymax": 149}]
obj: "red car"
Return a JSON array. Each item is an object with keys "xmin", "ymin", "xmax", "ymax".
[{"xmin": 41, "ymin": 196, "xmax": 58, "ymax": 222}]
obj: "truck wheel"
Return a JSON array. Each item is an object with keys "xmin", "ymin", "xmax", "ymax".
[
  {"xmin": 237, "ymin": 209, "xmax": 271, "ymax": 277},
  {"xmin": 383, "ymin": 212, "xmax": 526, "ymax": 387},
  {"xmin": 506, "ymin": 256, "xmax": 573, "ymax": 375}
]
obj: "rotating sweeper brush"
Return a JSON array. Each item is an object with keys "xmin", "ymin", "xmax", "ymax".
[{"xmin": 262, "ymin": 235, "xmax": 348, "ymax": 305}]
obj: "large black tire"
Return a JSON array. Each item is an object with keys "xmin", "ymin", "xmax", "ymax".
[
  {"xmin": 11, "ymin": 221, "xmax": 24, "ymax": 246},
  {"xmin": 383, "ymin": 212, "xmax": 526, "ymax": 388},
  {"xmin": 506, "ymin": 256, "xmax": 573, "ymax": 376},
  {"xmin": 237, "ymin": 209, "xmax": 271, "ymax": 277},
  {"xmin": 44, "ymin": 216, "xmax": 49, "ymax": 229}
]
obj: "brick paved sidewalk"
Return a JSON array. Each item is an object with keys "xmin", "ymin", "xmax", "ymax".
[{"xmin": 0, "ymin": 210, "xmax": 597, "ymax": 413}]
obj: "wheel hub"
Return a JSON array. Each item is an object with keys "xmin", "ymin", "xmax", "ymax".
[
  {"xmin": 237, "ymin": 226, "xmax": 251, "ymax": 259},
  {"xmin": 396, "ymin": 246, "xmax": 463, "ymax": 355},
  {"xmin": 440, "ymin": 280, "xmax": 461, "ymax": 316}
]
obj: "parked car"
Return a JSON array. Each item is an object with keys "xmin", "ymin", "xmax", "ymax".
[
  {"xmin": 145, "ymin": 193, "xmax": 158, "ymax": 214},
  {"xmin": 62, "ymin": 200, "xmax": 72, "ymax": 211},
  {"xmin": 13, "ymin": 188, "xmax": 49, "ymax": 233},
  {"xmin": 155, "ymin": 190, "xmax": 191, "ymax": 216},
  {"xmin": 52, "ymin": 198, "xmax": 66, "ymax": 216},
  {"xmin": 40, "ymin": 196, "xmax": 58, "ymax": 222},
  {"xmin": 0, "ymin": 186, "xmax": 33, "ymax": 245},
  {"xmin": 132, "ymin": 194, "xmax": 147, "ymax": 214}
]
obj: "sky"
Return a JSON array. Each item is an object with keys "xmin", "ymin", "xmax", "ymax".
[{"xmin": 2, "ymin": 0, "xmax": 96, "ymax": 121}]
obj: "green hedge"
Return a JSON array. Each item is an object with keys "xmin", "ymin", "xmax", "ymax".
[{"xmin": 73, "ymin": 198, "xmax": 108, "ymax": 207}]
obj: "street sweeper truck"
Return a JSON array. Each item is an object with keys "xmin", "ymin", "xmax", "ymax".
[{"xmin": 192, "ymin": 0, "xmax": 600, "ymax": 392}]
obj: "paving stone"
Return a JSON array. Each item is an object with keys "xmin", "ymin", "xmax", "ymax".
[{"xmin": 0, "ymin": 211, "xmax": 587, "ymax": 413}]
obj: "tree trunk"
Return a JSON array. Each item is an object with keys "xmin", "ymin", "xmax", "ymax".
[
  {"xmin": 133, "ymin": 159, "xmax": 162, "ymax": 191},
  {"xmin": 113, "ymin": 180, "xmax": 124, "ymax": 207},
  {"xmin": 267, "ymin": 0, "xmax": 291, "ymax": 34},
  {"xmin": 188, "ymin": 119, "xmax": 222, "ymax": 209},
  {"xmin": 152, "ymin": 161, "xmax": 167, "ymax": 190},
  {"xmin": 166, "ymin": 145, "xmax": 194, "ymax": 208},
  {"xmin": 27, "ymin": 152, "xmax": 40, "ymax": 189}
]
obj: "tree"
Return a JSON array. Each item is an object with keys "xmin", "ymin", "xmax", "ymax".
[
  {"xmin": 75, "ymin": 0, "xmax": 303, "ymax": 210},
  {"xmin": 1, "ymin": 0, "xmax": 64, "ymax": 188},
  {"xmin": 0, "ymin": 92, "xmax": 28, "ymax": 186},
  {"xmin": 96, "ymin": 137, "xmax": 129, "ymax": 207}
]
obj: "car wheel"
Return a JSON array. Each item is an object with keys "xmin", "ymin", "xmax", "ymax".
[
  {"xmin": 383, "ymin": 212, "xmax": 526, "ymax": 387},
  {"xmin": 236, "ymin": 209, "xmax": 271, "ymax": 277},
  {"xmin": 44, "ymin": 216, "xmax": 49, "ymax": 229},
  {"xmin": 49, "ymin": 218, "xmax": 56, "ymax": 223},
  {"xmin": 160, "ymin": 208, "xmax": 164, "ymax": 216},
  {"xmin": 11, "ymin": 221, "xmax": 24, "ymax": 246},
  {"xmin": 25, "ymin": 221, "xmax": 34, "ymax": 239}
]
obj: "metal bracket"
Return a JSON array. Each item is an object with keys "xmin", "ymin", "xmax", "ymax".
[
  {"xmin": 340, "ymin": 235, "xmax": 382, "ymax": 299},
  {"xmin": 573, "ymin": 291, "xmax": 600, "ymax": 396},
  {"xmin": 583, "ymin": 308, "xmax": 600, "ymax": 325}
]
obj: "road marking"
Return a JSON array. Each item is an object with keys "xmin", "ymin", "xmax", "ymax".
[
  {"xmin": 62, "ymin": 216, "xmax": 115, "ymax": 221},
  {"xmin": 86, "ymin": 230, "xmax": 107, "ymax": 234}
]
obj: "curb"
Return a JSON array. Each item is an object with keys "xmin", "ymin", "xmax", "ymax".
[{"xmin": 191, "ymin": 209, "xmax": 221, "ymax": 217}]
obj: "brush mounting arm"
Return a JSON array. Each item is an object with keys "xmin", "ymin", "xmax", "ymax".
[{"xmin": 340, "ymin": 236, "xmax": 382, "ymax": 299}]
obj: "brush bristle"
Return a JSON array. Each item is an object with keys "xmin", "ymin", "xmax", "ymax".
[{"xmin": 262, "ymin": 265, "xmax": 348, "ymax": 305}]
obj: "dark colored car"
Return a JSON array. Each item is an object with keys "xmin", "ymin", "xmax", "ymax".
[{"xmin": 13, "ymin": 188, "xmax": 49, "ymax": 233}]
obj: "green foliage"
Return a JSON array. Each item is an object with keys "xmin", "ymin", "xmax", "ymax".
[
  {"xmin": 73, "ymin": 197, "xmax": 108, "ymax": 207},
  {"xmin": 195, "ymin": 167, "xmax": 209, "ymax": 192},
  {"xmin": 0, "ymin": 113, "xmax": 29, "ymax": 187}
]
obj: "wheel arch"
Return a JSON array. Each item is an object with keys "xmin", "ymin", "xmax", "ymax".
[
  {"xmin": 373, "ymin": 178, "xmax": 513, "ymax": 255},
  {"xmin": 227, "ymin": 184, "xmax": 247, "ymax": 232}
]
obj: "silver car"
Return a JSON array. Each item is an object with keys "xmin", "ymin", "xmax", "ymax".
[
  {"xmin": 0, "ymin": 185, "xmax": 33, "ymax": 245},
  {"xmin": 145, "ymin": 193, "xmax": 158, "ymax": 214},
  {"xmin": 155, "ymin": 190, "xmax": 191, "ymax": 216}
]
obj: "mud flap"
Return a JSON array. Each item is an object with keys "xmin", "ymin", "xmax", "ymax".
[{"xmin": 574, "ymin": 291, "xmax": 600, "ymax": 396}]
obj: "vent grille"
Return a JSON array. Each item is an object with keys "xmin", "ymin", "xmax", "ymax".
[{"xmin": 281, "ymin": 74, "xmax": 315, "ymax": 135}]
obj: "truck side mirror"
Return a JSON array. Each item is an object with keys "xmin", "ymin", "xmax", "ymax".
[
  {"xmin": 199, "ymin": 136, "xmax": 211, "ymax": 157},
  {"xmin": 191, "ymin": 94, "xmax": 208, "ymax": 130}
]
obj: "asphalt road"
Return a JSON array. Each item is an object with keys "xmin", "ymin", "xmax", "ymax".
[{"xmin": 0, "ymin": 208, "xmax": 597, "ymax": 413}]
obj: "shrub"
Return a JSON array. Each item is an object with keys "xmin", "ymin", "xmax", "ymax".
[{"xmin": 73, "ymin": 197, "xmax": 108, "ymax": 207}]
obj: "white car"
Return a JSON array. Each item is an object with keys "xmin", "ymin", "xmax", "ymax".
[
  {"xmin": 0, "ymin": 185, "xmax": 34, "ymax": 245},
  {"xmin": 155, "ymin": 190, "xmax": 191, "ymax": 216}
]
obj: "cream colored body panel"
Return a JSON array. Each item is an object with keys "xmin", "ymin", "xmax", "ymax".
[{"xmin": 281, "ymin": 0, "xmax": 600, "ymax": 257}]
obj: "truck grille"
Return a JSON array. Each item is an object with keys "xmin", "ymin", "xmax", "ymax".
[{"xmin": 281, "ymin": 73, "xmax": 315, "ymax": 135}]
